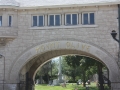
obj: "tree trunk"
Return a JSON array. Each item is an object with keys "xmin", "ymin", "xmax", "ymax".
[
  {"xmin": 71, "ymin": 71, "xmax": 75, "ymax": 82},
  {"xmin": 47, "ymin": 73, "xmax": 49, "ymax": 84},
  {"xmin": 107, "ymin": 68, "xmax": 111, "ymax": 88},
  {"xmin": 83, "ymin": 71, "xmax": 86, "ymax": 87},
  {"xmin": 97, "ymin": 64, "xmax": 104, "ymax": 90},
  {"xmin": 72, "ymin": 69, "xmax": 76, "ymax": 82},
  {"xmin": 51, "ymin": 62, "xmax": 52, "ymax": 77},
  {"xmin": 73, "ymin": 76, "xmax": 76, "ymax": 82}
]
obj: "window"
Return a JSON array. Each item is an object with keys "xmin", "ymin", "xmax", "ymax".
[
  {"xmin": 32, "ymin": 15, "xmax": 44, "ymax": 27},
  {"xmin": 65, "ymin": 14, "xmax": 78, "ymax": 25},
  {"xmin": 49, "ymin": 15, "xmax": 60, "ymax": 26},
  {"xmin": 39, "ymin": 16, "xmax": 44, "ymax": 26},
  {"xmin": 0, "ymin": 16, "xmax": 2, "ymax": 26},
  {"xmin": 82, "ymin": 13, "xmax": 95, "ymax": 25},
  {"xmin": 33, "ymin": 16, "xmax": 37, "ymax": 26},
  {"xmin": 8, "ymin": 15, "xmax": 12, "ymax": 27}
]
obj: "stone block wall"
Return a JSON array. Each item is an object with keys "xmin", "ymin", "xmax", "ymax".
[{"xmin": 0, "ymin": 4, "xmax": 120, "ymax": 90}]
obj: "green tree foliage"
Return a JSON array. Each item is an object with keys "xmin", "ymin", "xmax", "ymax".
[
  {"xmin": 63, "ymin": 55, "xmax": 82, "ymax": 82},
  {"xmin": 35, "ymin": 60, "xmax": 58, "ymax": 83},
  {"xmin": 63, "ymin": 55, "xmax": 108, "ymax": 89},
  {"xmin": 80, "ymin": 57, "xmax": 101, "ymax": 87},
  {"xmin": 49, "ymin": 60, "xmax": 59, "ymax": 79}
]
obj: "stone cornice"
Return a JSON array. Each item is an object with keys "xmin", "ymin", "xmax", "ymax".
[{"xmin": 0, "ymin": 1, "xmax": 119, "ymax": 9}]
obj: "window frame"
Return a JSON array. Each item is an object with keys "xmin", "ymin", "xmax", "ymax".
[
  {"xmin": 8, "ymin": 15, "xmax": 13, "ymax": 27},
  {"xmin": 82, "ymin": 12, "xmax": 95, "ymax": 25},
  {"xmin": 48, "ymin": 14, "xmax": 61, "ymax": 26},
  {"xmin": 32, "ymin": 15, "xmax": 44, "ymax": 27},
  {"xmin": 0, "ymin": 15, "xmax": 2, "ymax": 26},
  {"xmin": 65, "ymin": 13, "xmax": 78, "ymax": 25}
]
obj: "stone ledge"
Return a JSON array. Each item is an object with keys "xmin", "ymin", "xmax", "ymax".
[{"xmin": 29, "ymin": 25, "xmax": 98, "ymax": 30}]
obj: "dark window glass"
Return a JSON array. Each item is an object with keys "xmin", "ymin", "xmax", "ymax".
[
  {"xmin": 9, "ymin": 16, "xmax": 12, "ymax": 26},
  {"xmin": 83, "ymin": 13, "xmax": 88, "ymax": 24},
  {"xmin": 0, "ymin": 16, "xmax": 2, "ymax": 26},
  {"xmin": 55, "ymin": 15, "xmax": 60, "ymax": 26},
  {"xmin": 90, "ymin": 13, "xmax": 94, "ymax": 24},
  {"xmin": 66, "ymin": 14, "xmax": 71, "ymax": 25},
  {"xmin": 33, "ymin": 16, "xmax": 37, "ymax": 26},
  {"xmin": 39, "ymin": 16, "xmax": 44, "ymax": 26},
  {"xmin": 49, "ymin": 15, "xmax": 54, "ymax": 26},
  {"xmin": 72, "ymin": 14, "xmax": 77, "ymax": 25}
]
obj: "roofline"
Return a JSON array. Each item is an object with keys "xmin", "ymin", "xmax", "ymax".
[
  {"xmin": 0, "ymin": 1, "xmax": 119, "ymax": 9},
  {"xmin": 0, "ymin": 5, "xmax": 19, "ymax": 9}
]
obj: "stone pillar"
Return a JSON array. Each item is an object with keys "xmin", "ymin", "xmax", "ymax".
[
  {"xmin": 2, "ymin": 13, "xmax": 7, "ymax": 27},
  {"xmin": 13, "ymin": 14, "xmax": 18, "ymax": 27},
  {"xmin": 58, "ymin": 56, "xmax": 62, "ymax": 83}
]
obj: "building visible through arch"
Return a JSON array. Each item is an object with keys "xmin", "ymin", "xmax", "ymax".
[{"xmin": 0, "ymin": 0, "xmax": 120, "ymax": 90}]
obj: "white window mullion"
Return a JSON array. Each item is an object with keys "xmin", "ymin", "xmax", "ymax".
[
  {"xmin": 82, "ymin": 13, "xmax": 83, "ymax": 24},
  {"xmin": 43, "ymin": 15, "xmax": 44, "ymax": 26},
  {"xmin": 48, "ymin": 15, "xmax": 49, "ymax": 26},
  {"xmin": 79, "ymin": 13, "xmax": 82, "ymax": 25},
  {"xmin": 0, "ymin": 16, "xmax": 2, "ymax": 26},
  {"xmin": 37, "ymin": 15, "xmax": 39, "ymax": 26},
  {"xmin": 65, "ymin": 14, "xmax": 66, "ymax": 25},
  {"xmin": 88, "ymin": 13, "xmax": 90, "ymax": 24},
  {"xmin": 36, "ymin": 15, "xmax": 37, "ymax": 26},
  {"xmin": 71, "ymin": 14, "xmax": 72, "ymax": 25},
  {"xmin": 59, "ymin": 15, "xmax": 61, "ymax": 25},
  {"xmin": 61, "ymin": 14, "xmax": 64, "ymax": 25},
  {"xmin": 54, "ymin": 15, "xmax": 55, "ymax": 26},
  {"xmin": 45, "ymin": 14, "xmax": 47, "ymax": 26},
  {"xmin": 77, "ymin": 14, "xmax": 78, "ymax": 25}
]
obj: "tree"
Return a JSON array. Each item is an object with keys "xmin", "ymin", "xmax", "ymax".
[
  {"xmin": 96, "ymin": 62, "xmax": 105, "ymax": 90},
  {"xmin": 49, "ymin": 60, "xmax": 59, "ymax": 79},
  {"xmin": 63, "ymin": 55, "xmax": 106, "ymax": 89},
  {"xmin": 79, "ymin": 57, "xmax": 96, "ymax": 87},
  {"xmin": 35, "ymin": 59, "xmax": 60, "ymax": 84},
  {"xmin": 63, "ymin": 55, "xmax": 82, "ymax": 82}
]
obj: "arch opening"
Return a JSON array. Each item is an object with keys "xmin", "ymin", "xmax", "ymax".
[
  {"xmin": 9, "ymin": 40, "xmax": 120, "ymax": 90},
  {"xmin": 19, "ymin": 53, "xmax": 111, "ymax": 90}
]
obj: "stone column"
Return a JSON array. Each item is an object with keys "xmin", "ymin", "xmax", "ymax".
[{"xmin": 58, "ymin": 56, "xmax": 62, "ymax": 83}]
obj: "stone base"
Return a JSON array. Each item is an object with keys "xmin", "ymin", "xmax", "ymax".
[
  {"xmin": 0, "ymin": 83, "xmax": 17, "ymax": 90},
  {"xmin": 111, "ymin": 82, "xmax": 120, "ymax": 90}
]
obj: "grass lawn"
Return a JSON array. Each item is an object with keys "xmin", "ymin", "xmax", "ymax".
[{"xmin": 35, "ymin": 83, "xmax": 99, "ymax": 90}]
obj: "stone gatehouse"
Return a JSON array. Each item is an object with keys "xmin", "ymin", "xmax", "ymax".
[{"xmin": 0, "ymin": 0, "xmax": 120, "ymax": 90}]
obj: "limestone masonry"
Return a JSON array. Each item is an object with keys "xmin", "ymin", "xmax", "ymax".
[{"xmin": 0, "ymin": 0, "xmax": 120, "ymax": 90}]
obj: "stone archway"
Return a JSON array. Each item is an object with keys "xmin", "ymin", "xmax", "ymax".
[{"xmin": 9, "ymin": 39, "xmax": 120, "ymax": 90}]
